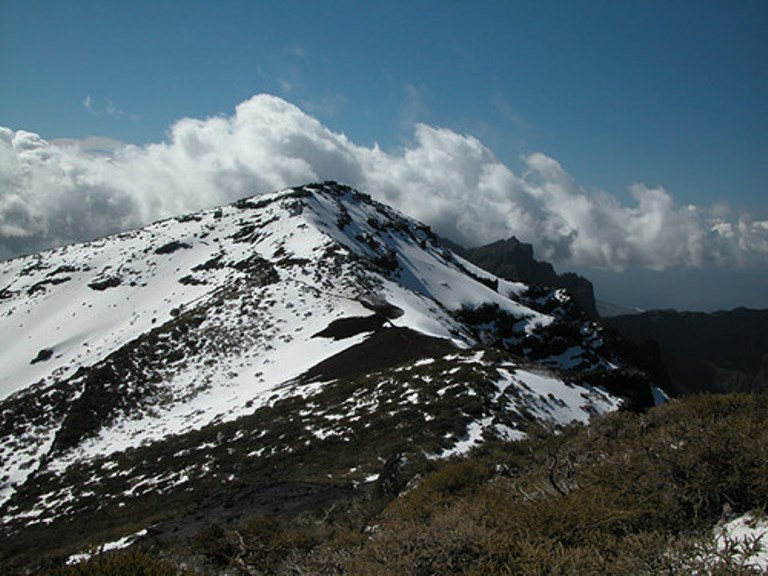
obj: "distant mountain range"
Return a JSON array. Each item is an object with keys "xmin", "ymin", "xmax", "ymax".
[
  {"xmin": 602, "ymin": 308, "xmax": 768, "ymax": 396},
  {"xmin": 0, "ymin": 182, "xmax": 661, "ymax": 567}
]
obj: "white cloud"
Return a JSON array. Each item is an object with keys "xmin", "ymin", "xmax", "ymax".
[
  {"xmin": 1, "ymin": 94, "xmax": 766, "ymax": 270},
  {"xmin": 50, "ymin": 136, "xmax": 126, "ymax": 155},
  {"xmin": 81, "ymin": 95, "xmax": 138, "ymax": 120}
]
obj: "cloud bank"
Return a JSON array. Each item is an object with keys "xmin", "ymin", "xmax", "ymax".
[{"xmin": 1, "ymin": 94, "xmax": 766, "ymax": 270}]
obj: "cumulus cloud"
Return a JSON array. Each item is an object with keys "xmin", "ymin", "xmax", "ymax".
[{"xmin": 1, "ymin": 94, "xmax": 766, "ymax": 270}]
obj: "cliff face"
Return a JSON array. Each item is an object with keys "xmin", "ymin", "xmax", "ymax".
[{"xmin": 451, "ymin": 237, "xmax": 598, "ymax": 319}]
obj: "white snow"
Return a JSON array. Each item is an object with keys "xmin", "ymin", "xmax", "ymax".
[
  {"xmin": 437, "ymin": 358, "xmax": 621, "ymax": 458},
  {"xmin": 652, "ymin": 385, "xmax": 669, "ymax": 405},
  {"xmin": 66, "ymin": 528, "xmax": 149, "ymax": 565},
  {"xmin": 441, "ymin": 418, "xmax": 493, "ymax": 458},
  {"xmin": 715, "ymin": 513, "xmax": 768, "ymax": 570}
]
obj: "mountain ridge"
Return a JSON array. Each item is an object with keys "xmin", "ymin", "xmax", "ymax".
[{"xmin": 0, "ymin": 181, "xmax": 659, "ymax": 566}]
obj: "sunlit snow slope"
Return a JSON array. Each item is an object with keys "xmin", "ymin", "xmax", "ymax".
[{"xmin": 0, "ymin": 182, "xmax": 637, "ymax": 533}]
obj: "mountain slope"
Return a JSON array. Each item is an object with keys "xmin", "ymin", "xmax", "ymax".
[{"xmin": 0, "ymin": 182, "xmax": 655, "ymax": 566}]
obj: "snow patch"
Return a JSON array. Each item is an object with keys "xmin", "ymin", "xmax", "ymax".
[
  {"xmin": 715, "ymin": 513, "xmax": 768, "ymax": 570},
  {"xmin": 66, "ymin": 528, "xmax": 149, "ymax": 565}
]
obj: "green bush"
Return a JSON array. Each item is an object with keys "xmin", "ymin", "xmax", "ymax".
[
  {"xmin": 385, "ymin": 459, "xmax": 492, "ymax": 522},
  {"xmin": 193, "ymin": 523, "xmax": 236, "ymax": 568},
  {"xmin": 238, "ymin": 515, "xmax": 328, "ymax": 573}
]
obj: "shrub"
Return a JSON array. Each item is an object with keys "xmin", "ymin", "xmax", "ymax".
[
  {"xmin": 332, "ymin": 394, "xmax": 768, "ymax": 574},
  {"xmin": 194, "ymin": 523, "xmax": 236, "ymax": 568},
  {"xmin": 13, "ymin": 394, "xmax": 768, "ymax": 575},
  {"xmin": 38, "ymin": 548, "xmax": 193, "ymax": 576},
  {"xmin": 385, "ymin": 460, "xmax": 492, "ymax": 521}
]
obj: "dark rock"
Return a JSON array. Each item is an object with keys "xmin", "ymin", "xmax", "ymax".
[
  {"xmin": 451, "ymin": 237, "xmax": 598, "ymax": 319},
  {"xmin": 154, "ymin": 240, "xmax": 193, "ymax": 255},
  {"xmin": 31, "ymin": 348, "xmax": 54, "ymax": 364}
]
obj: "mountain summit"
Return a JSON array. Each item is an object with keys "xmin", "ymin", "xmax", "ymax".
[{"xmin": 0, "ymin": 182, "xmax": 659, "ymax": 564}]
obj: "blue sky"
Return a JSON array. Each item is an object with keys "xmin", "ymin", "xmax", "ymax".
[{"xmin": 1, "ymin": 1, "xmax": 767, "ymax": 310}]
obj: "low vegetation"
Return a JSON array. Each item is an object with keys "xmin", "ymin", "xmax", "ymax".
[{"xmin": 8, "ymin": 393, "xmax": 767, "ymax": 575}]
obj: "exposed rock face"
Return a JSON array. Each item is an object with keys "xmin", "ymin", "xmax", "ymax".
[{"xmin": 451, "ymin": 237, "xmax": 599, "ymax": 319}]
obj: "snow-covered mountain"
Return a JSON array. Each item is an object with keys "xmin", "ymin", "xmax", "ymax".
[{"xmin": 0, "ymin": 182, "xmax": 658, "ymax": 562}]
